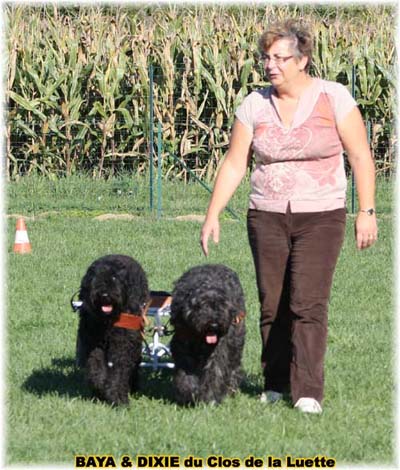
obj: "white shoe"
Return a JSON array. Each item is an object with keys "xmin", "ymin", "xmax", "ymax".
[
  {"xmin": 260, "ymin": 390, "xmax": 283, "ymax": 403},
  {"xmin": 294, "ymin": 397, "xmax": 322, "ymax": 414}
]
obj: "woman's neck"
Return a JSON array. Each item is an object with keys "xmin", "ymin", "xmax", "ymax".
[{"xmin": 274, "ymin": 74, "xmax": 314, "ymax": 100}]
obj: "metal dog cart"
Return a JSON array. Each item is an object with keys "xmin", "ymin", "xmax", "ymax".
[{"xmin": 140, "ymin": 291, "xmax": 175, "ymax": 370}]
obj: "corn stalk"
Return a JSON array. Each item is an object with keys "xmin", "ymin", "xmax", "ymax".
[{"xmin": 5, "ymin": 4, "xmax": 396, "ymax": 180}]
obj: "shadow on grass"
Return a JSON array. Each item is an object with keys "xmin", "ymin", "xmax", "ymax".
[
  {"xmin": 22, "ymin": 357, "xmax": 176, "ymax": 403},
  {"xmin": 22, "ymin": 357, "xmax": 92, "ymax": 400},
  {"xmin": 137, "ymin": 368, "xmax": 175, "ymax": 403},
  {"xmin": 240, "ymin": 372, "xmax": 294, "ymax": 408},
  {"xmin": 22, "ymin": 358, "xmax": 265, "ymax": 405},
  {"xmin": 240, "ymin": 372, "xmax": 263, "ymax": 397},
  {"xmin": 137, "ymin": 370, "xmax": 265, "ymax": 407}
]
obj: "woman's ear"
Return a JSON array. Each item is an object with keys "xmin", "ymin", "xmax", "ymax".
[{"xmin": 298, "ymin": 55, "xmax": 309, "ymax": 71}]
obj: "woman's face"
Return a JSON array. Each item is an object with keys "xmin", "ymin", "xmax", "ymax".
[{"xmin": 263, "ymin": 38, "xmax": 308, "ymax": 88}]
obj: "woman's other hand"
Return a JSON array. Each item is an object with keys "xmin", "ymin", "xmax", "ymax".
[{"xmin": 355, "ymin": 211, "xmax": 378, "ymax": 250}]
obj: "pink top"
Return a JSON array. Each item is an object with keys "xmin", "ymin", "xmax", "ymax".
[{"xmin": 235, "ymin": 78, "xmax": 357, "ymax": 213}]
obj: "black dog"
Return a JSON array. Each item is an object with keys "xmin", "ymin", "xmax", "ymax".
[
  {"xmin": 75, "ymin": 254, "xmax": 149, "ymax": 405},
  {"xmin": 170, "ymin": 264, "xmax": 246, "ymax": 405}
]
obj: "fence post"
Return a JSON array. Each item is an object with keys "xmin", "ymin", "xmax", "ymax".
[
  {"xmin": 157, "ymin": 121, "xmax": 162, "ymax": 219},
  {"xmin": 169, "ymin": 153, "xmax": 240, "ymax": 220},
  {"xmin": 367, "ymin": 120, "xmax": 371, "ymax": 145},
  {"xmin": 149, "ymin": 64, "xmax": 154, "ymax": 212}
]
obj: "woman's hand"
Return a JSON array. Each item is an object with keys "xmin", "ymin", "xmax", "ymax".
[
  {"xmin": 200, "ymin": 217, "xmax": 220, "ymax": 257},
  {"xmin": 355, "ymin": 212, "xmax": 378, "ymax": 250}
]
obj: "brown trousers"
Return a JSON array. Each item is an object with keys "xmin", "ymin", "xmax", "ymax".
[{"xmin": 247, "ymin": 205, "xmax": 346, "ymax": 403}]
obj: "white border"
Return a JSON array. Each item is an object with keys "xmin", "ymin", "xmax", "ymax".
[{"xmin": 1, "ymin": 2, "xmax": 398, "ymax": 470}]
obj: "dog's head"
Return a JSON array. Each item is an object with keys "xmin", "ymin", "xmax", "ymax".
[
  {"xmin": 171, "ymin": 264, "xmax": 245, "ymax": 346},
  {"xmin": 79, "ymin": 255, "xmax": 149, "ymax": 320},
  {"xmin": 182, "ymin": 288, "xmax": 238, "ymax": 345}
]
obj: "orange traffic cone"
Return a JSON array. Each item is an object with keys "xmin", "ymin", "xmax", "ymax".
[{"xmin": 13, "ymin": 218, "xmax": 32, "ymax": 254}]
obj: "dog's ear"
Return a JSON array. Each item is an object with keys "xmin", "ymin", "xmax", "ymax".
[
  {"xmin": 170, "ymin": 296, "xmax": 185, "ymax": 324},
  {"xmin": 122, "ymin": 263, "xmax": 150, "ymax": 311},
  {"xmin": 79, "ymin": 266, "xmax": 96, "ymax": 302}
]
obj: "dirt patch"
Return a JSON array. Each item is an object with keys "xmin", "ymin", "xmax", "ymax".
[
  {"xmin": 93, "ymin": 213, "xmax": 138, "ymax": 221},
  {"xmin": 174, "ymin": 214, "xmax": 205, "ymax": 222},
  {"xmin": 7, "ymin": 211, "xmax": 60, "ymax": 221},
  {"xmin": 7, "ymin": 212, "xmax": 219, "ymax": 223}
]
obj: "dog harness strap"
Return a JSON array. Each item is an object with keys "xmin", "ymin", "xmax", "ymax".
[
  {"xmin": 233, "ymin": 311, "xmax": 246, "ymax": 324},
  {"xmin": 113, "ymin": 313, "xmax": 145, "ymax": 331}
]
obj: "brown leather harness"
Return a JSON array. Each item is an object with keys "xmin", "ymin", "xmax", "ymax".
[
  {"xmin": 112, "ymin": 312, "xmax": 148, "ymax": 331},
  {"xmin": 112, "ymin": 293, "xmax": 173, "ymax": 333}
]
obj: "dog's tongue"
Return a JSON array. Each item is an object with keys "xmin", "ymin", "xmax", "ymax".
[
  {"xmin": 101, "ymin": 305, "xmax": 113, "ymax": 314},
  {"xmin": 206, "ymin": 334, "xmax": 218, "ymax": 344}
]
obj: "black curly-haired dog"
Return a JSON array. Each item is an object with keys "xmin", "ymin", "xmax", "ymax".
[
  {"xmin": 75, "ymin": 254, "xmax": 150, "ymax": 406},
  {"xmin": 170, "ymin": 264, "xmax": 246, "ymax": 405}
]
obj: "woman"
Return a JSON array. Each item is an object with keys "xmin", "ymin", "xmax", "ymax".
[{"xmin": 200, "ymin": 20, "xmax": 377, "ymax": 413}]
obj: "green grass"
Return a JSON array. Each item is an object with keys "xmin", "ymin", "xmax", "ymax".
[
  {"xmin": 7, "ymin": 173, "xmax": 394, "ymax": 218},
  {"xmin": 6, "ymin": 176, "xmax": 395, "ymax": 467}
]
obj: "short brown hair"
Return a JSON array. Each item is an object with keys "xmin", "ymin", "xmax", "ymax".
[{"xmin": 258, "ymin": 20, "xmax": 313, "ymax": 72}]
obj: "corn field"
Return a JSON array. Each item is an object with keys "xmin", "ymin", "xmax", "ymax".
[{"xmin": 5, "ymin": 4, "xmax": 397, "ymax": 181}]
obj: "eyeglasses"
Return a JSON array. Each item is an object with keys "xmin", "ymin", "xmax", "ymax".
[{"xmin": 260, "ymin": 54, "xmax": 294, "ymax": 65}]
